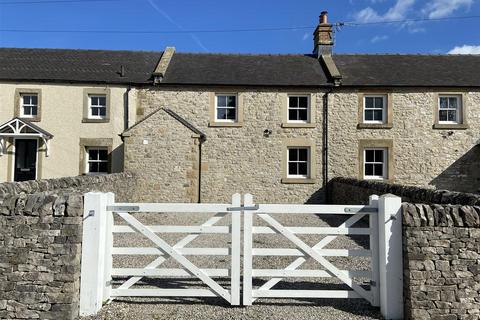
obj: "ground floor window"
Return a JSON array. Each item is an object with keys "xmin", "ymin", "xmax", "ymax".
[
  {"xmin": 364, "ymin": 148, "xmax": 387, "ymax": 180},
  {"xmin": 86, "ymin": 147, "xmax": 109, "ymax": 174},
  {"xmin": 287, "ymin": 147, "xmax": 310, "ymax": 178}
]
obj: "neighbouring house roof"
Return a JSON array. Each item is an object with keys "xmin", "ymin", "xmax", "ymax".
[
  {"xmin": 1, "ymin": 48, "xmax": 480, "ymax": 87},
  {"xmin": 334, "ymin": 54, "xmax": 480, "ymax": 87},
  {"xmin": 161, "ymin": 53, "xmax": 330, "ymax": 87},
  {"xmin": 0, "ymin": 47, "xmax": 161, "ymax": 84}
]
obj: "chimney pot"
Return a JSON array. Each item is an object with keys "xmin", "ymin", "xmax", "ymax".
[{"xmin": 320, "ymin": 11, "xmax": 328, "ymax": 24}]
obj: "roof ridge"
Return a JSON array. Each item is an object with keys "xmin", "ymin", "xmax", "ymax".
[
  {"xmin": 175, "ymin": 52, "xmax": 315, "ymax": 57},
  {"xmin": 333, "ymin": 53, "xmax": 480, "ymax": 56},
  {"xmin": 0, "ymin": 47, "xmax": 163, "ymax": 54}
]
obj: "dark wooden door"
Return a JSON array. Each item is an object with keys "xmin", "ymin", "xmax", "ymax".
[{"xmin": 14, "ymin": 139, "xmax": 37, "ymax": 182}]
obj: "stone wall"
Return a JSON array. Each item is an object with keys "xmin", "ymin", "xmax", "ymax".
[
  {"xmin": 330, "ymin": 177, "xmax": 480, "ymax": 205},
  {"xmin": 128, "ymin": 87, "xmax": 326, "ymax": 203},
  {"xmin": 0, "ymin": 173, "xmax": 138, "ymax": 319},
  {"xmin": 328, "ymin": 89, "xmax": 480, "ymax": 194},
  {"xmin": 402, "ymin": 203, "xmax": 480, "ymax": 319}
]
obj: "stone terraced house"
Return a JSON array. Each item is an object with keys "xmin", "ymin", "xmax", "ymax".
[{"xmin": 0, "ymin": 12, "xmax": 479, "ymax": 203}]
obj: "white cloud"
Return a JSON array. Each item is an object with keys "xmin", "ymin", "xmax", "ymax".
[
  {"xmin": 371, "ymin": 35, "xmax": 389, "ymax": 43},
  {"xmin": 448, "ymin": 45, "xmax": 480, "ymax": 54},
  {"xmin": 423, "ymin": 0, "xmax": 474, "ymax": 19},
  {"xmin": 354, "ymin": 0, "xmax": 416, "ymax": 23}
]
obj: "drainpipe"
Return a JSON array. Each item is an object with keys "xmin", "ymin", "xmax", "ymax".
[
  {"xmin": 323, "ymin": 87, "xmax": 333, "ymax": 202},
  {"xmin": 197, "ymin": 135, "xmax": 206, "ymax": 203},
  {"xmin": 124, "ymin": 85, "xmax": 131, "ymax": 131}
]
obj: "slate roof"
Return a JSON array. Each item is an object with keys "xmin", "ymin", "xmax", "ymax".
[
  {"xmin": 334, "ymin": 54, "xmax": 480, "ymax": 87},
  {"xmin": 1, "ymin": 47, "xmax": 480, "ymax": 87},
  {"xmin": 162, "ymin": 53, "xmax": 329, "ymax": 87},
  {"xmin": 0, "ymin": 47, "xmax": 160, "ymax": 84}
]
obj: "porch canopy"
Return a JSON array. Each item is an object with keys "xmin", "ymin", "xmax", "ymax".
[{"xmin": 0, "ymin": 118, "xmax": 53, "ymax": 157}]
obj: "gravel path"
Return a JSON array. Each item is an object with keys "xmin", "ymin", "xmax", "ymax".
[{"xmin": 81, "ymin": 211, "xmax": 383, "ymax": 320}]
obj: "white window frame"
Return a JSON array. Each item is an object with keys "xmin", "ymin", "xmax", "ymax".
[
  {"xmin": 19, "ymin": 94, "xmax": 38, "ymax": 118},
  {"xmin": 363, "ymin": 95, "xmax": 387, "ymax": 124},
  {"xmin": 88, "ymin": 95, "xmax": 107, "ymax": 120},
  {"xmin": 287, "ymin": 95, "xmax": 310, "ymax": 123},
  {"xmin": 215, "ymin": 94, "xmax": 238, "ymax": 123},
  {"xmin": 287, "ymin": 147, "xmax": 310, "ymax": 179},
  {"xmin": 363, "ymin": 148, "xmax": 387, "ymax": 180},
  {"xmin": 438, "ymin": 95, "xmax": 461, "ymax": 124},
  {"xmin": 85, "ymin": 147, "xmax": 109, "ymax": 175}
]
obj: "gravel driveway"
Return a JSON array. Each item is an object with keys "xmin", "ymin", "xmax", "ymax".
[{"xmin": 80, "ymin": 211, "xmax": 383, "ymax": 320}]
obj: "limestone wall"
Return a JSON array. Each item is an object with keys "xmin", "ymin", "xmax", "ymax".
[{"xmin": 402, "ymin": 203, "xmax": 480, "ymax": 319}]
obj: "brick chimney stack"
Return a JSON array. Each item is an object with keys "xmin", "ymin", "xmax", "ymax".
[{"xmin": 313, "ymin": 11, "xmax": 334, "ymax": 57}]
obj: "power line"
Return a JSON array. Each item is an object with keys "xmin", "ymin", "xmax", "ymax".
[
  {"xmin": 0, "ymin": 15, "xmax": 479, "ymax": 34},
  {"xmin": 0, "ymin": 0, "xmax": 120, "ymax": 5}
]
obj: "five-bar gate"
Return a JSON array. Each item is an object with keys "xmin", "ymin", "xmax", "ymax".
[{"xmin": 80, "ymin": 192, "xmax": 403, "ymax": 319}]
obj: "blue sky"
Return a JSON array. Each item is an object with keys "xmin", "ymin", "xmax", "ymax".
[{"xmin": 0, "ymin": 0, "xmax": 479, "ymax": 54}]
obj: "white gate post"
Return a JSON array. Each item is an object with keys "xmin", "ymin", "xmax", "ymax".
[
  {"xmin": 242, "ymin": 193, "xmax": 254, "ymax": 305},
  {"xmin": 79, "ymin": 192, "xmax": 112, "ymax": 316},
  {"xmin": 378, "ymin": 194, "xmax": 403, "ymax": 320},
  {"xmin": 369, "ymin": 195, "xmax": 380, "ymax": 307},
  {"xmin": 103, "ymin": 192, "xmax": 115, "ymax": 302},
  {"xmin": 230, "ymin": 193, "xmax": 241, "ymax": 306}
]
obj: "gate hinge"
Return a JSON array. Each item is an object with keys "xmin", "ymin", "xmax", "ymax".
[
  {"xmin": 227, "ymin": 204, "xmax": 259, "ymax": 211},
  {"xmin": 369, "ymin": 280, "xmax": 377, "ymax": 287}
]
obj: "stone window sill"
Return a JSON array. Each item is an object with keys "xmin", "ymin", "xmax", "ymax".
[
  {"xmin": 433, "ymin": 123, "xmax": 469, "ymax": 130},
  {"xmin": 281, "ymin": 123, "xmax": 316, "ymax": 128},
  {"xmin": 208, "ymin": 122, "xmax": 243, "ymax": 128},
  {"xmin": 19, "ymin": 116, "xmax": 41, "ymax": 122},
  {"xmin": 281, "ymin": 178, "xmax": 316, "ymax": 184},
  {"xmin": 82, "ymin": 118, "xmax": 110, "ymax": 123},
  {"xmin": 357, "ymin": 123, "xmax": 393, "ymax": 129}
]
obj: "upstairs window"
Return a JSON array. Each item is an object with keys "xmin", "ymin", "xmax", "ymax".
[
  {"xmin": 364, "ymin": 95, "xmax": 386, "ymax": 124},
  {"xmin": 287, "ymin": 147, "xmax": 310, "ymax": 178},
  {"xmin": 88, "ymin": 95, "xmax": 107, "ymax": 119},
  {"xmin": 20, "ymin": 94, "xmax": 38, "ymax": 118},
  {"xmin": 86, "ymin": 147, "xmax": 108, "ymax": 174},
  {"xmin": 288, "ymin": 95, "xmax": 310, "ymax": 123},
  {"xmin": 439, "ymin": 95, "xmax": 461, "ymax": 124},
  {"xmin": 364, "ymin": 148, "xmax": 387, "ymax": 180},
  {"xmin": 215, "ymin": 95, "xmax": 237, "ymax": 122}
]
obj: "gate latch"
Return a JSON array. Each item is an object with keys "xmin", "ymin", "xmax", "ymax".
[{"xmin": 227, "ymin": 204, "xmax": 259, "ymax": 211}]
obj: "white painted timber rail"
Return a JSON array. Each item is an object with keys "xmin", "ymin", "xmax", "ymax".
[{"xmin": 80, "ymin": 192, "xmax": 403, "ymax": 320}]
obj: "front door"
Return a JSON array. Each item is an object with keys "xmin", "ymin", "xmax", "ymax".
[{"xmin": 14, "ymin": 139, "xmax": 37, "ymax": 182}]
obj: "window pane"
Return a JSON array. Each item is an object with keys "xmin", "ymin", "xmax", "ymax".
[
  {"xmin": 99, "ymin": 97, "xmax": 106, "ymax": 106},
  {"xmin": 31, "ymin": 95, "xmax": 38, "ymax": 105},
  {"xmin": 23, "ymin": 106, "xmax": 31, "ymax": 115},
  {"xmin": 439, "ymin": 97, "xmax": 448, "ymax": 109},
  {"xmin": 298, "ymin": 109, "xmax": 308, "ymax": 121},
  {"xmin": 31, "ymin": 106, "xmax": 38, "ymax": 116},
  {"xmin": 374, "ymin": 150, "xmax": 383, "ymax": 162},
  {"xmin": 289, "ymin": 149, "xmax": 298, "ymax": 161},
  {"xmin": 91, "ymin": 97, "xmax": 98, "ymax": 105},
  {"xmin": 227, "ymin": 96, "xmax": 236, "ymax": 107},
  {"xmin": 89, "ymin": 149, "xmax": 98, "ymax": 160},
  {"xmin": 99, "ymin": 149, "xmax": 108, "ymax": 160},
  {"xmin": 99, "ymin": 107, "xmax": 106, "ymax": 117},
  {"xmin": 89, "ymin": 162, "xmax": 98, "ymax": 173},
  {"xmin": 288, "ymin": 163, "xmax": 297, "ymax": 175},
  {"xmin": 374, "ymin": 97, "xmax": 383, "ymax": 108},
  {"xmin": 374, "ymin": 164, "xmax": 384, "ymax": 176},
  {"xmin": 217, "ymin": 96, "xmax": 226, "ymax": 107},
  {"xmin": 448, "ymin": 110, "xmax": 457, "ymax": 122},
  {"xmin": 365, "ymin": 150, "xmax": 374, "ymax": 163},
  {"xmin": 364, "ymin": 110, "xmax": 374, "ymax": 121},
  {"xmin": 98, "ymin": 162, "xmax": 108, "ymax": 173},
  {"xmin": 298, "ymin": 163, "xmax": 308, "ymax": 175},
  {"xmin": 289, "ymin": 109, "xmax": 297, "ymax": 121},
  {"xmin": 373, "ymin": 110, "xmax": 383, "ymax": 121},
  {"xmin": 439, "ymin": 110, "xmax": 448, "ymax": 121},
  {"xmin": 226, "ymin": 108, "xmax": 236, "ymax": 120},
  {"xmin": 298, "ymin": 149, "xmax": 308, "ymax": 161},
  {"xmin": 365, "ymin": 164, "xmax": 374, "ymax": 176},
  {"xmin": 365, "ymin": 97, "xmax": 374, "ymax": 109},
  {"xmin": 448, "ymin": 97, "xmax": 457, "ymax": 108},
  {"xmin": 298, "ymin": 97, "xmax": 308, "ymax": 108},
  {"xmin": 289, "ymin": 97, "xmax": 298, "ymax": 108},
  {"xmin": 216, "ymin": 108, "xmax": 227, "ymax": 120},
  {"xmin": 92, "ymin": 107, "xmax": 99, "ymax": 116}
]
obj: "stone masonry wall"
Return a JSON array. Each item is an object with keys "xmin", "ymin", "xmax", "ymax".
[
  {"xmin": 0, "ymin": 173, "xmax": 138, "ymax": 319},
  {"xmin": 129, "ymin": 87, "xmax": 326, "ymax": 203},
  {"xmin": 330, "ymin": 177, "xmax": 480, "ymax": 205},
  {"xmin": 403, "ymin": 203, "xmax": 480, "ymax": 319},
  {"xmin": 328, "ymin": 89, "xmax": 480, "ymax": 194}
]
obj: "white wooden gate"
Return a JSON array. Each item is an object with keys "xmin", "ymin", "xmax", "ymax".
[{"xmin": 80, "ymin": 192, "xmax": 403, "ymax": 320}]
